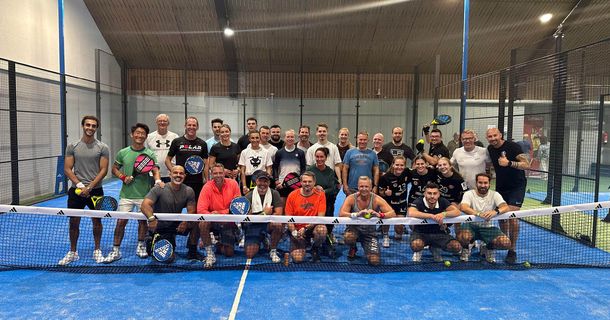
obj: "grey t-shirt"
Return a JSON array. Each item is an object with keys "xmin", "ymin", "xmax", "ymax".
[
  {"xmin": 146, "ymin": 183, "xmax": 196, "ymax": 231},
  {"xmin": 66, "ymin": 139, "xmax": 110, "ymax": 187},
  {"xmin": 245, "ymin": 188, "xmax": 282, "ymax": 214}
]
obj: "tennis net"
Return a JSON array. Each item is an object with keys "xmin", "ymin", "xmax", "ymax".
[{"xmin": 0, "ymin": 202, "xmax": 609, "ymax": 273}]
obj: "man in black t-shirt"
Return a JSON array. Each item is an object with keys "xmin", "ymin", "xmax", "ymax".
[
  {"xmin": 382, "ymin": 126, "xmax": 415, "ymax": 163},
  {"xmin": 422, "ymin": 128, "xmax": 450, "ymax": 166},
  {"xmin": 237, "ymin": 117, "xmax": 258, "ymax": 150},
  {"xmin": 486, "ymin": 127, "xmax": 530, "ymax": 264}
]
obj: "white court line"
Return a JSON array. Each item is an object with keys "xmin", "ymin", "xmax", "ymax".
[{"xmin": 228, "ymin": 258, "xmax": 252, "ymax": 320}]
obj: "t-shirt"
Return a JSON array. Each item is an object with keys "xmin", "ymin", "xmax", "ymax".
[
  {"xmin": 167, "ymin": 136, "xmax": 209, "ymax": 185},
  {"xmin": 66, "ymin": 139, "xmax": 110, "ymax": 187},
  {"xmin": 273, "ymin": 147, "xmax": 306, "ymax": 182},
  {"xmin": 307, "ymin": 141, "xmax": 342, "ymax": 167},
  {"xmin": 196, "ymin": 179, "xmax": 241, "ymax": 214},
  {"xmin": 429, "ymin": 142, "xmax": 450, "ymax": 159},
  {"xmin": 145, "ymin": 183, "xmax": 196, "ymax": 231},
  {"xmin": 237, "ymin": 134, "xmax": 250, "ymax": 150},
  {"xmin": 145, "ymin": 130, "xmax": 179, "ymax": 178},
  {"xmin": 378, "ymin": 171, "xmax": 411, "ymax": 215},
  {"xmin": 410, "ymin": 197, "xmax": 451, "ymax": 234},
  {"xmin": 238, "ymin": 147, "xmax": 273, "ymax": 176},
  {"xmin": 382, "ymin": 142, "xmax": 415, "ymax": 161},
  {"xmin": 285, "ymin": 189, "xmax": 326, "ymax": 230},
  {"xmin": 461, "ymin": 190, "xmax": 506, "ymax": 228},
  {"xmin": 205, "ymin": 136, "xmax": 221, "ymax": 153},
  {"xmin": 488, "ymin": 140, "xmax": 527, "ymax": 192},
  {"xmin": 374, "ymin": 148, "xmax": 394, "ymax": 174},
  {"xmin": 435, "ymin": 172, "xmax": 467, "ymax": 204},
  {"xmin": 260, "ymin": 143, "xmax": 278, "ymax": 161},
  {"xmin": 407, "ymin": 168, "xmax": 437, "ymax": 203},
  {"xmin": 343, "ymin": 148, "xmax": 379, "ymax": 190},
  {"xmin": 115, "ymin": 146, "xmax": 158, "ymax": 199},
  {"xmin": 244, "ymin": 188, "xmax": 282, "ymax": 214},
  {"xmin": 450, "ymin": 146, "xmax": 491, "ymax": 190},
  {"xmin": 337, "ymin": 144, "xmax": 354, "ymax": 161},
  {"xmin": 269, "ymin": 139, "xmax": 284, "ymax": 149},
  {"xmin": 210, "ymin": 142, "xmax": 241, "ymax": 170}
]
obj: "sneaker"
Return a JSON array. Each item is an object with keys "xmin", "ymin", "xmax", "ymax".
[
  {"xmin": 187, "ymin": 250, "xmax": 204, "ymax": 262},
  {"xmin": 431, "ymin": 247, "xmax": 443, "ymax": 262},
  {"xmin": 505, "ymin": 250, "xmax": 517, "ymax": 264},
  {"xmin": 93, "ymin": 249, "xmax": 104, "ymax": 263},
  {"xmin": 460, "ymin": 248, "xmax": 471, "ymax": 262},
  {"xmin": 204, "ymin": 253, "xmax": 216, "ymax": 268},
  {"xmin": 480, "ymin": 245, "xmax": 495, "ymax": 263},
  {"xmin": 239, "ymin": 237, "xmax": 245, "ymax": 248},
  {"xmin": 311, "ymin": 246, "xmax": 321, "ymax": 263},
  {"xmin": 347, "ymin": 246, "xmax": 357, "ymax": 261},
  {"xmin": 58, "ymin": 251, "xmax": 79, "ymax": 266},
  {"xmin": 136, "ymin": 242, "xmax": 148, "ymax": 258},
  {"xmin": 412, "ymin": 251, "xmax": 422, "ymax": 262},
  {"xmin": 270, "ymin": 249, "xmax": 281, "ymax": 263},
  {"xmin": 104, "ymin": 249, "xmax": 122, "ymax": 264},
  {"xmin": 210, "ymin": 232, "xmax": 218, "ymax": 245},
  {"xmin": 382, "ymin": 234, "xmax": 390, "ymax": 248}
]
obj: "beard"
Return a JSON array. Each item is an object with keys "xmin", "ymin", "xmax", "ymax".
[{"xmin": 477, "ymin": 186, "xmax": 489, "ymax": 195}]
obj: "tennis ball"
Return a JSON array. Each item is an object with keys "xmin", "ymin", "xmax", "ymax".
[
  {"xmin": 444, "ymin": 260, "xmax": 451, "ymax": 267},
  {"xmin": 75, "ymin": 188, "xmax": 82, "ymax": 195},
  {"xmin": 363, "ymin": 212, "xmax": 372, "ymax": 219},
  {"xmin": 523, "ymin": 261, "xmax": 531, "ymax": 268}
]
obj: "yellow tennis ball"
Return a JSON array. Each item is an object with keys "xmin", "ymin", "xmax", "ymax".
[
  {"xmin": 523, "ymin": 261, "xmax": 531, "ymax": 268},
  {"xmin": 444, "ymin": 260, "xmax": 451, "ymax": 267},
  {"xmin": 418, "ymin": 139, "xmax": 425, "ymax": 144},
  {"xmin": 363, "ymin": 212, "xmax": 372, "ymax": 219},
  {"xmin": 75, "ymin": 188, "xmax": 82, "ymax": 195}
]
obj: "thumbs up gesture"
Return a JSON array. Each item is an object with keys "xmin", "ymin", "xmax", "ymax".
[{"xmin": 498, "ymin": 151, "xmax": 510, "ymax": 167}]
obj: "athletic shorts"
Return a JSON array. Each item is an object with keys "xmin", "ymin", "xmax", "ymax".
[
  {"xmin": 67, "ymin": 187, "xmax": 104, "ymax": 210},
  {"xmin": 459, "ymin": 224, "xmax": 505, "ymax": 248},
  {"xmin": 410, "ymin": 231, "xmax": 456, "ymax": 250},
  {"xmin": 118, "ymin": 198, "xmax": 144, "ymax": 213},
  {"xmin": 498, "ymin": 185, "xmax": 526, "ymax": 207},
  {"xmin": 344, "ymin": 225, "xmax": 380, "ymax": 255},
  {"xmin": 243, "ymin": 223, "xmax": 270, "ymax": 246},
  {"xmin": 211, "ymin": 222, "xmax": 239, "ymax": 246}
]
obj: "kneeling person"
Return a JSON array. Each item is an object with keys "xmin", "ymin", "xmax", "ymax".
[
  {"xmin": 408, "ymin": 182, "xmax": 461, "ymax": 262},
  {"xmin": 285, "ymin": 171, "xmax": 327, "ymax": 263},
  {"xmin": 457, "ymin": 173, "xmax": 511, "ymax": 262},
  {"xmin": 340, "ymin": 176, "xmax": 395, "ymax": 265},
  {"xmin": 244, "ymin": 170, "xmax": 284, "ymax": 263},
  {"xmin": 141, "ymin": 165, "xmax": 200, "ymax": 262}
]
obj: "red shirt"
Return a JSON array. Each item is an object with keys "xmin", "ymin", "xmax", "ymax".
[
  {"xmin": 285, "ymin": 189, "xmax": 326, "ymax": 230},
  {"xmin": 197, "ymin": 178, "xmax": 241, "ymax": 214}
]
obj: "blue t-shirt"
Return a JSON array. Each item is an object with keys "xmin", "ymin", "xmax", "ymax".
[{"xmin": 343, "ymin": 148, "xmax": 379, "ymax": 189}]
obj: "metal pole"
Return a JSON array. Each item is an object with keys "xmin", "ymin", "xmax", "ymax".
[
  {"xmin": 54, "ymin": 0, "xmax": 68, "ymax": 195},
  {"xmin": 411, "ymin": 66, "xmax": 420, "ymax": 148},
  {"xmin": 459, "ymin": 0, "xmax": 470, "ymax": 133}
]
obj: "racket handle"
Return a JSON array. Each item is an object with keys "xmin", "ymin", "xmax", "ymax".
[{"xmin": 284, "ymin": 252, "xmax": 290, "ymax": 266}]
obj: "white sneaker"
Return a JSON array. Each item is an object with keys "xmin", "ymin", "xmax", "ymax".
[
  {"xmin": 104, "ymin": 249, "xmax": 122, "ymax": 263},
  {"xmin": 412, "ymin": 251, "xmax": 422, "ymax": 262},
  {"xmin": 431, "ymin": 247, "xmax": 443, "ymax": 262},
  {"xmin": 480, "ymin": 245, "xmax": 496, "ymax": 263},
  {"xmin": 136, "ymin": 242, "xmax": 148, "ymax": 258},
  {"xmin": 460, "ymin": 248, "xmax": 471, "ymax": 262},
  {"xmin": 58, "ymin": 251, "xmax": 79, "ymax": 266},
  {"xmin": 93, "ymin": 249, "xmax": 105, "ymax": 263},
  {"xmin": 204, "ymin": 253, "xmax": 216, "ymax": 268},
  {"xmin": 239, "ymin": 237, "xmax": 245, "ymax": 248},
  {"xmin": 382, "ymin": 234, "xmax": 390, "ymax": 248},
  {"xmin": 269, "ymin": 249, "xmax": 281, "ymax": 263}
]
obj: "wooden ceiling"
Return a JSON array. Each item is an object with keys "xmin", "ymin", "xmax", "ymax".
[{"xmin": 84, "ymin": 0, "xmax": 610, "ymax": 74}]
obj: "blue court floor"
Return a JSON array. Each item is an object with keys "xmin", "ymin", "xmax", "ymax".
[{"xmin": 1, "ymin": 180, "xmax": 609, "ymax": 319}]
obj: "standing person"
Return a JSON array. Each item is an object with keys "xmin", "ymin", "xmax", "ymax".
[
  {"xmin": 421, "ymin": 128, "xmax": 450, "ymax": 166},
  {"xmin": 205, "ymin": 118, "xmax": 224, "ymax": 153},
  {"xmin": 450, "ymin": 129, "xmax": 491, "ymax": 190},
  {"xmin": 146, "ymin": 114, "xmax": 179, "ymax": 183},
  {"xmin": 308, "ymin": 147, "xmax": 340, "ymax": 258},
  {"xmin": 538, "ymin": 136, "xmax": 549, "ymax": 181},
  {"xmin": 197, "ymin": 164, "xmax": 242, "ymax": 268},
  {"xmin": 382, "ymin": 126, "xmax": 415, "ymax": 164},
  {"xmin": 486, "ymin": 127, "xmax": 530, "ymax": 264},
  {"xmin": 340, "ymin": 176, "xmax": 395, "ymax": 265},
  {"xmin": 297, "ymin": 125, "xmax": 313, "ymax": 152},
  {"xmin": 447, "ymin": 132, "xmax": 460, "ymax": 157},
  {"xmin": 378, "ymin": 156, "xmax": 411, "ymax": 247},
  {"xmin": 306, "ymin": 123, "xmax": 343, "ymax": 184},
  {"xmin": 237, "ymin": 117, "xmax": 257, "ymax": 150},
  {"xmin": 141, "ymin": 165, "xmax": 202, "ymax": 262},
  {"xmin": 105, "ymin": 123, "xmax": 163, "ymax": 263},
  {"xmin": 337, "ymin": 127, "xmax": 354, "ymax": 162},
  {"xmin": 372, "ymin": 132, "xmax": 394, "ymax": 176},
  {"xmin": 273, "ymin": 129, "xmax": 306, "ymax": 201},
  {"xmin": 209, "ymin": 124, "xmax": 241, "ymax": 179},
  {"xmin": 165, "ymin": 116, "xmax": 209, "ymax": 199},
  {"xmin": 58, "ymin": 115, "xmax": 110, "ymax": 265},
  {"xmin": 408, "ymin": 183, "xmax": 462, "ymax": 262},
  {"xmin": 239, "ymin": 131, "xmax": 273, "ymax": 194},
  {"xmin": 243, "ymin": 170, "xmax": 284, "ymax": 263},
  {"xmin": 342, "ymin": 131, "xmax": 379, "ymax": 195},
  {"xmin": 269, "ymin": 125, "xmax": 285, "ymax": 149},
  {"xmin": 285, "ymin": 172, "xmax": 327, "ymax": 263},
  {"xmin": 259, "ymin": 125, "xmax": 278, "ymax": 161}
]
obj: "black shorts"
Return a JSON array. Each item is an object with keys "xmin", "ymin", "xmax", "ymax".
[
  {"xmin": 67, "ymin": 187, "xmax": 104, "ymax": 210},
  {"xmin": 498, "ymin": 185, "xmax": 526, "ymax": 207},
  {"xmin": 290, "ymin": 226, "xmax": 316, "ymax": 250},
  {"xmin": 211, "ymin": 222, "xmax": 239, "ymax": 246},
  {"xmin": 345, "ymin": 225, "xmax": 380, "ymax": 255},
  {"xmin": 410, "ymin": 231, "xmax": 456, "ymax": 250}
]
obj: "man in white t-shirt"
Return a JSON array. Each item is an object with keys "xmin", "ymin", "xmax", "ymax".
[
  {"xmin": 258, "ymin": 125, "xmax": 278, "ymax": 161},
  {"xmin": 146, "ymin": 114, "xmax": 179, "ymax": 182},
  {"xmin": 450, "ymin": 129, "xmax": 491, "ymax": 190},
  {"xmin": 306, "ymin": 123, "xmax": 342, "ymax": 184},
  {"xmin": 457, "ymin": 173, "xmax": 511, "ymax": 262}
]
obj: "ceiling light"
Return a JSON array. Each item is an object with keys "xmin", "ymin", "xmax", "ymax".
[
  {"xmin": 539, "ymin": 13, "xmax": 553, "ymax": 24},
  {"xmin": 223, "ymin": 27, "xmax": 234, "ymax": 37}
]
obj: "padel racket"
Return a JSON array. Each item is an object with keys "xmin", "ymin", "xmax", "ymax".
[
  {"xmin": 134, "ymin": 154, "xmax": 155, "ymax": 175},
  {"xmin": 151, "ymin": 233, "xmax": 174, "ymax": 262},
  {"xmin": 282, "ymin": 172, "xmax": 301, "ymax": 190},
  {"xmin": 185, "ymin": 155, "xmax": 205, "ymax": 175},
  {"xmin": 230, "ymin": 196, "xmax": 251, "ymax": 215},
  {"xmin": 430, "ymin": 114, "xmax": 452, "ymax": 126},
  {"xmin": 378, "ymin": 160, "xmax": 390, "ymax": 173},
  {"xmin": 91, "ymin": 196, "xmax": 118, "ymax": 211}
]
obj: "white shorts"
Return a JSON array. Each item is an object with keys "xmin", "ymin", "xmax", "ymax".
[{"xmin": 118, "ymin": 198, "xmax": 144, "ymax": 213}]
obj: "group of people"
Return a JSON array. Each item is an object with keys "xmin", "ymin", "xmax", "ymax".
[{"xmin": 59, "ymin": 113, "xmax": 529, "ymax": 268}]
